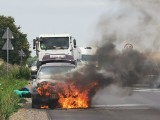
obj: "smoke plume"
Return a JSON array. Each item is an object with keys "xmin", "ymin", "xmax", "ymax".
[
  {"xmin": 63, "ymin": 0, "xmax": 160, "ymax": 103},
  {"xmin": 96, "ymin": 0, "xmax": 160, "ymax": 51},
  {"xmin": 90, "ymin": 0, "xmax": 160, "ymax": 104},
  {"xmin": 47, "ymin": 0, "xmax": 160, "ymax": 107}
]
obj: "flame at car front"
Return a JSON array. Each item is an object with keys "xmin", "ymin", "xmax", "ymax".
[
  {"xmin": 36, "ymin": 80, "xmax": 99, "ymax": 109},
  {"xmin": 57, "ymin": 80, "xmax": 98, "ymax": 109}
]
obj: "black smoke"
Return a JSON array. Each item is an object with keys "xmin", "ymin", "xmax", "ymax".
[
  {"xmin": 50, "ymin": 0, "xmax": 160, "ymax": 106},
  {"xmin": 63, "ymin": 0, "xmax": 160, "ymax": 100}
]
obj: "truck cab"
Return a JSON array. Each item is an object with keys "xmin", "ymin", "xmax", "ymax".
[{"xmin": 33, "ymin": 34, "xmax": 79, "ymax": 68}]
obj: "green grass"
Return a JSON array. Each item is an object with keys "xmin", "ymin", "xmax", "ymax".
[{"xmin": 0, "ymin": 62, "xmax": 30, "ymax": 120}]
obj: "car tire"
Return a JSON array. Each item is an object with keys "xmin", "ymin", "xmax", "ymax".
[
  {"xmin": 32, "ymin": 94, "xmax": 41, "ymax": 109},
  {"xmin": 49, "ymin": 98, "xmax": 58, "ymax": 109}
]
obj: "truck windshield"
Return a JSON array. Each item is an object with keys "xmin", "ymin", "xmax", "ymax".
[{"xmin": 40, "ymin": 37, "xmax": 69, "ymax": 50}]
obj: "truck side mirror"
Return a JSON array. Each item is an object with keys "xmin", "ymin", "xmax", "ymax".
[
  {"xmin": 33, "ymin": 39, "xmax": 36, "ymax": 49},
  {"xmin": 73, "ymin": 39, "xmax": 76, "ymax": 48}
]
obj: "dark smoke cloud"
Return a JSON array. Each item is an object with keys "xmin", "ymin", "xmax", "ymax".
[
  {"xmin": 48, "ymin": 0, "xmax": 160, "ymax": 106},
  {"xmin": 67, "ymin": 42, "xmax": 159, "ymax": 89},
  {"xmin": 62, "ymin": 0, "xmax": 160, "ymax": 100},
  {"xmin": 96, "ymin": 42, "xmax": 159, "ymax": 87},
  {"xmin": 59, "ymin": 44, "xmax": 159, "ymax": 103},
  {"xmin": 89, "ymin": 0, "xmax": 160, "ymax": 104}
]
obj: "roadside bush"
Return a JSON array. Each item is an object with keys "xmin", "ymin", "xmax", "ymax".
[
  {"xmin": 0, "ymin": 62, "xmax": 29, "ymax": 120},
  {"xmin": 0, "ymin": 63, "xmax": 31, "ymax": 80},
  {"xmin": 0, "ymin": 78, "xmax": 27, "ymax": 120},
  {"xmin": 18, "ymin": 66, "xmax": 31, "ymax": 80}
]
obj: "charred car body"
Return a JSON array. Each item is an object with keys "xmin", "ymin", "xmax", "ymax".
[{"xmin": 31, "ymin": 54, "xmax": 76, "ymax": 109}]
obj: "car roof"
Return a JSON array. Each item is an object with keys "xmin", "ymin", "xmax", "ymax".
[{"xmin": 40, "ymin": 62, "xmax": 76, "ymax": 68}]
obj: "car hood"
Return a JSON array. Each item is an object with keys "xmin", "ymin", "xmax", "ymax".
[{"xmin": 32, "ymin": 78, "xmax": 65, "ymax": 88}]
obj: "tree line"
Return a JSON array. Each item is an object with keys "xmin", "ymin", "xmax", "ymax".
[{"xmin": 0, "ymin": 15, "xmax": 31, "ymax": 65}]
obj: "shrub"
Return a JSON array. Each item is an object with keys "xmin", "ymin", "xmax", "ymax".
[
  {"xmin": 18, "ymin": 66, "xmax": 31, "ymax": 80},
  {"xmin": 0, "ymin": 62, "xmax": 29, "ymax": 120},
  {"xmin": 0, "ymin": 63, "xmax": 31, "ymax": 80},
  {"xmin": 0, "ymin": 78, "xmax": 27, "ymax": 120}
]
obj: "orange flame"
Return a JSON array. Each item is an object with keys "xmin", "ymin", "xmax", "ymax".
[
  {"xmin": 40, "ymin": 105, "xmax": 49, "ymax": 109},
  {"xmin": 57, "ymin": 81, "xmax": 98, "ymax": 109},
  {"xmin": 36, "ymin": 81, "xmax": 99, "ymax": 109},
  {"xmin": 37, "ymin": 82, "xmax": 52, "ymax": 96}
]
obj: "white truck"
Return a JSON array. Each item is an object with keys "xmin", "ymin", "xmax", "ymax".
[
  {"xmin": 78, "ymin": 46, "xmax": 98, "ymax": 66},
  {"xmin": 33, "ymin": 34, "xmax": 80, "ymax": 67}
]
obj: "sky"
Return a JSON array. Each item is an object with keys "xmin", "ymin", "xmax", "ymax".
[
  {"xmin": 1, "ymin": 0, "xmax": 160, "ymax": 56},
  {"xmin": 0, "ymin": 0, "xmax": 108, "ymax": 56}
]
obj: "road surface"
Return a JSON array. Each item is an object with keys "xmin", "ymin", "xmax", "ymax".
[{"xmin": 47, "ymin": 88, "xmax": 160, "ymax": 120}]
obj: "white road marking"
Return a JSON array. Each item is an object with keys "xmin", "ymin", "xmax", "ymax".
[
  {"xmin": 133, "ymin": 88, "xmax": 160, "ymax": 92},
  {"xmin": 91, "ymin": 104, "xmax": 151, "ymax": 109}
]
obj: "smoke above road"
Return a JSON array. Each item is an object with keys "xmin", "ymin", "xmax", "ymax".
[
  {"xmin": 96, "ymin": 0, "xmax": 160, "ymax": 51},
  {"xmin": 66, "ymin": 0, "xmax": 160, "ymax": 105},
  {"xmin": 91, "ymin": 0, "xmax": 160, "ymax": 105},
  {"xmin": 65, "ymin": 0, "xmax": 160, "ymax": 94}
]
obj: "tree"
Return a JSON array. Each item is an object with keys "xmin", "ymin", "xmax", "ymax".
[
  {"xmin": 0, "ymin": 15, "xmax": 31, "ymax": 65},
  {"xmin": 27, "ymin": 56, "xmax": 37, "ymax": 67}
]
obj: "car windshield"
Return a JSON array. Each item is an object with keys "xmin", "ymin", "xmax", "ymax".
[
  {"xmin": 40, "ymin": 37, "xmax": 69, "ymax": 50},
  {"xmin": 38, "ymin": 66, "xmax": 74, "ymax": 79}
]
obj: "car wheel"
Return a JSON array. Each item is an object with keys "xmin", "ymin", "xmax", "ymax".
[
  {"xmin": 49, "ymin": 98, "xmax": 59, "ymax": 109},
  {"xmin": 32, "ymin": 94, "xmax": 41, "ymax": 109}
]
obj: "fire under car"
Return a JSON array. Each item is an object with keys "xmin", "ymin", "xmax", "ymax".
[{"xmin": 31, "ymin": 56, "xmax": 76, "ymax": 109}]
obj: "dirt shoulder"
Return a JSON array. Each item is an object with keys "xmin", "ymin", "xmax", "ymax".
[
  {"xmin": 9, "ymin": 81, "xmax": 49, "ymax": 120},
  {"xmin": 9, "ymin": 98, "xmax": 49, "ymax": 120}
]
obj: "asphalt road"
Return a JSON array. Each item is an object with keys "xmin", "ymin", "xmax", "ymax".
[
  {"xmin": 47, "ymin": 88, "xmax": 160, "ymax": 120},
  {"xmin": 47, "ymin": 108, "xmax": 160, "ymax": 120}
]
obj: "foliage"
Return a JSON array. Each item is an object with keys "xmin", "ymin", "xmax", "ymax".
[
  {"xmin": 27, "ymin": 56, "xmax": 37, "ymax": 67},
  {"xmin": 0, "ymin": 15, "xmax": 31, "ymax": 65},
  {"xmin": 0, "ymin": 79, "xmax": 27, "ymax": 120},
  {"xmin": 0, "ymin": 62, "xmax": 29, "ymax": 120},
  {"xmin": 0, "ymin": 63, "xmax": 31, "ymax": 80},
  {"xmin": 17, "ymin": 66, "xmax": 31, "ymax": 80}
]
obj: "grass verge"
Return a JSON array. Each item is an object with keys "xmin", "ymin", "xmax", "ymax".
[{"xmin": 0, "ymin": 62, "xmax": 30, "ymax": 120}]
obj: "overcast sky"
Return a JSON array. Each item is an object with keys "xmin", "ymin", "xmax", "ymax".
[
  {"xmin": 2, "ymin": 0, "xmax": 159, "ymax": 56},
  {"xmin": 0, "ymin": 0, "xmax": 108, "ymax": 56}
]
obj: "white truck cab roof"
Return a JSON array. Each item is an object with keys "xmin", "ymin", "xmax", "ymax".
[{"xmin": 39, "ymin": 34, "xmax": 71, "ymax": 38}]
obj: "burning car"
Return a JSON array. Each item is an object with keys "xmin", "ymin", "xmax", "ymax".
[
  {"xmin": 31, "ymin": 62, "xmax": 76, "ymax": 109},
  {"xmin": 31, "ymin": 54, "xmax": 100, "ymax": 109}
]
